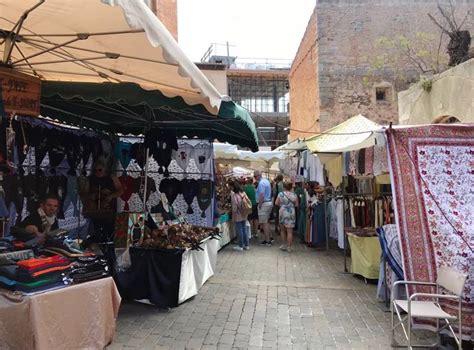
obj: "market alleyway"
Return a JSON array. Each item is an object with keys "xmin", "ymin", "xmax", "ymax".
[{"xmin": 109, "ymin": 239, "xmax": 405, "ymax": 350}]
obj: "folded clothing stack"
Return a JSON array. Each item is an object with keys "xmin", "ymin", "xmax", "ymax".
[
  {"xmin": 42, "ymin": 237, "xmax": 90, "ymax": 258},
  {"xmin": 0, "ymin": 255, "xmax": 71, "ymax": 293},
  {"xmin": 0, "ymin": 255, "xmax": 110, "ymax": 293},
  {"xmin": 63, "ymin": 256, "xmax": 109, "ymax": 284}
]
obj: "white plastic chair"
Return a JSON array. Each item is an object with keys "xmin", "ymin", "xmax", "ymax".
[{"xmin": 391, "ymin": 267, "xmax": 467, "ymax": 349}]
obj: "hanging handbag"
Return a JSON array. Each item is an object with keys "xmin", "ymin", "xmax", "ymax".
[{"xmin": 240, "ymin": 193, "xmax": 252, "ymax": 216}]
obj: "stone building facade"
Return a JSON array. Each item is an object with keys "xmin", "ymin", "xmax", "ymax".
[{"xmin": 289, "ymin": 0, "xmax": 474, "ymax": 140}]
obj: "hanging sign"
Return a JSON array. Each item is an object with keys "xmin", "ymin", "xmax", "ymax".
[{"xmin": 0, "ymin": 68, "xmax": 41, "ymax": 117}]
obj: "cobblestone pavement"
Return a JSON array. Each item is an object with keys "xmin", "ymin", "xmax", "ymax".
[{"xmin": 109, "ymin": 239, "xmax": 435, "ymax": 350}]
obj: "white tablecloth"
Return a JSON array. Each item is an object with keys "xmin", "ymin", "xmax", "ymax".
[{"xmin": 179, "ymin": 237, "xmax": 220, "ymax": 303}]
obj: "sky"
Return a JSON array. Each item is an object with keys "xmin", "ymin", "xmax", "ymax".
[{"xmin": 177, "ymin": 0, "xmax": 316, "ymax": 63}]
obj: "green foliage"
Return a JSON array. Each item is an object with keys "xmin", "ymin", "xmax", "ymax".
[
  {"xmin": 421, "ymin": 79, "xmax": 433, "ymax": 92},
  {"xmin": 369, "ymin": 32, "xmax": 448, "ymax": 77},
  {"xmin": 362, "ymin": 76, "xmax": 370, "ymax": 87}
]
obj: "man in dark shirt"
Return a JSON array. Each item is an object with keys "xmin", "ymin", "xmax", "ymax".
[{"xmin": 15, "ymin": 193, "xmax": 61, "ymax": 243}]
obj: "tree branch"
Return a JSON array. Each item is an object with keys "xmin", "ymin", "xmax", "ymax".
[
  {"xmin": 428, "ymin": 13, "xmax": 450, "ymax": 34},
  {"xmin": 436, "ymin": 4, "xmax": 457, "ymax": 32},
  {"xmin": 436, "ymin": 30, "xmax": 445, "ymax": 73},
  {"xmin": 448, "ymin": 0, "xmax": 458, "ymax": 29},
  {"xmin": 458, "ymin": 10, "xmax": 471, "ymax": 29}
]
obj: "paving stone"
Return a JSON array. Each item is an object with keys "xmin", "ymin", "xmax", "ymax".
[
  {"xmin": 218, "ymin": 334, "xmax": 235, "ymax": 345},
  {"xmin": 111, "ymin": 240, "xmax": 438, "ymax": 349},
  {"xmin": 203, "ymin": 335, "xmax": 220, "ymax": 345}
]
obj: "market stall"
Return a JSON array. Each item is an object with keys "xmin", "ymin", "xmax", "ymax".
[
  {"xmin": 0, "ymin": 115, "xmax": 122, "ymax": 349},
  {"xmin": 0, "ymin": 0, "xmax": 258, "ymax": 329},
  {"xmin": 213, "ymin": 143, "xmax": 284, "ymax": 248},
  {"xmin": 303, "ymin": 115, "xmax": 390, "ymax": 272},
  {"xmin": 276, "ymin": 116, "xmax": 390, "ymax": 265}
]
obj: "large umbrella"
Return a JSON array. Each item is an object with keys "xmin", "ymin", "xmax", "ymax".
[
  {"xmin": 0, "ymin": 0, "xmax": 221, "ymax": 112},
  {"xmin": 0, "ymin": 0, "xmax": 258, "ymax": 150}
]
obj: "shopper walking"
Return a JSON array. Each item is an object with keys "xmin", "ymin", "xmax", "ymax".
[
  {"xmin": 273, "ymin": 174, "xmax": 284, "ymax": 236},
  {"xmin": 254, "ymin": 170, "xmax": 273, "ymax": 246},
  {"xmin": 243, "ymin": 177, "xmax": 258, "ymax": 238},
  {"xmin": 275, "ymin": 182, "xmax": 298, "ymax": 252},
  {"xmin": 231, "ymin": 181, "xmax": 251, "ymax": 251}
]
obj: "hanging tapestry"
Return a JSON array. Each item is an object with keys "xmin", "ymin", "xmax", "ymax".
[{"xmin": 386, "ymin": 124, "xmax": 473, "ymax": 340}]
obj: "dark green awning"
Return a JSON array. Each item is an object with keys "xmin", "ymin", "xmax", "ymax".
[{"xmin": 40, "ymin": 81, "xmax": 258, "ymax": 151}]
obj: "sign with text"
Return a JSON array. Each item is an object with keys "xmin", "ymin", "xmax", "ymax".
[{"xmin": 0, "ymin": 68, "xmax": 41, "ymax": 117}]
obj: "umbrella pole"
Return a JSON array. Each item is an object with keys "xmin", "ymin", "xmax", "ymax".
[{"xmin": 142, "ymin": 147, "xmax": 150, "ymax": 215}]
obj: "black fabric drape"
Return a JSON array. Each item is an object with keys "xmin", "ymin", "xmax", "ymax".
[{"xmin": 116, "ymin": 247, "xmax": 184, "ymax": 308}]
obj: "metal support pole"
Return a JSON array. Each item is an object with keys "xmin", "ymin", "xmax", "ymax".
[
  {"xmin": 142, "ymin": 147, "xmax": 150, "ymax": 214},
  {"xmin": 324, "ymin": 192, "xmax": 329, "ymax": 251},
  {"xmin": 343, "ymin": 194, "xmax": 348, "ymax": 272}
]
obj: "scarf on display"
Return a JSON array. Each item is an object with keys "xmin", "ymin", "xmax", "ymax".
[
  {"xmin": 159, "ymin": 178, "xmax": 181, "ymax": 206},
  {"xmin": 46, "ymin": 130, "xmax": 66, "ymax": 174},
  {"xmin": 174, "ymin": 142, "xmax": 194, "ymax": 174},
  {"xmin": 33, "ymin": 130, "xmax": 48, "ymax": 175},
  {"xmin": 136, "ymin": 176, "xmax": 157, "ymax": 203},
  {"xmin": 193, "ymin": 143, "xmax": 212, "ymax": 174},
  {"xmin": 181, "ymin": 179, "xmax": 199, "ymax": 214},
  {"xmin": 38, "ymin": 208, "xmax": 56, "ymax": 234},
  {"xmin": 197, "ymin": 179, "xmax": 213, "ymax": 218},
  {"xmin": 144, "ymin": 130, "xmax": 179, "ymax": 177},
  {"xmin": 80, "ymin": 135, "xmax": 96, "ymax": 169},
  {"xmin": 13, "ymin": 121, "xmax": 28, "ymax": 168},
  {"xmin": 119, "ymin": 175, "xmax": 137, "ymax": 211},
  {"xmin": 131, "ymin": 142, "xmax": 146, "ymax": 169},
  {"xmin": 66, "ymin": 134, "xmax": 81, "ymax": 175},
  {"xmin": 114, "ymin": 141, "xmax": 133, "ymax": 172}
]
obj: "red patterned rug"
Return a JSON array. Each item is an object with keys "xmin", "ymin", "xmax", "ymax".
[{"xmin": 386, "ymin": 124, "xmax": 474, "ymax": 340}]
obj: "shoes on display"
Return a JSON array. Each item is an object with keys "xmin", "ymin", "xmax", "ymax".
[
  {"xmin": 233, "ymin": 246, "xmax": 243, "ymax": 251},
  {"xmin": 243, "ymin": 246, "xmax": 250, "ymax": 250},
  {"xmin": 259, "ymin": 240, "xmax": 268, "ymax": 246},
  {"xmin": 279, "ymin": 245, "xmax": 287, "ymax": 251}
]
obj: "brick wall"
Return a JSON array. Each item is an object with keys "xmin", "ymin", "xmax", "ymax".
[
  {"xmin": 152, "ymin": 0, "xmax": 178, "ymax": 41},
  {"xmin": 288, "ymin": 8, "xmax": 319, "ymax": 141},
  {"xmin": 290, "ymin": 0, "xmax": 474, "ymax": 133}
]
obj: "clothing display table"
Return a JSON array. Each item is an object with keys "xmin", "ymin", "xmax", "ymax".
[
  {"xmin": 347, "ymin": 232, "xmax": 381, "ymax": 279},
  {"xmin": 0, "ymin": 277, "xmax": 121, "ymax": 350},
  {"xmin": 216, "ymin": 213, "xmax": 234, "ymax": 250},
  {"xmin": 117, "ymin": 236, "xmax": 219, "ymax": 308}
]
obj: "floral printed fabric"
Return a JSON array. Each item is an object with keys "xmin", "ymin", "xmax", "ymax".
[
  {"xmin": 386, "ymin": 124, "xmax": 474, "ymax": 339},
  {"xmin": 373, "ymin": 144, "xmax": 388, "ymax": 176},
  {"xmin": 278, "ymin": 191, "xmax": 297, "ymax": 228},
  {"xmin": 364, "ymin": 146, "xmax": 374, "ymax": 175}
]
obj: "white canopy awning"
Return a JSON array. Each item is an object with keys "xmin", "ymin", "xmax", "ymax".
[
  {"xmin": 237, "ymin": 150, "xmax": 285, "ymax": 163},
  {"xmin": 213, "ymin": 143, "xmax": 239, "ymax": 159},
  {"xmin": 305, "ymin": 115, "xmax": 383, "ymax": 153},
  {"xmin": 213, "ymin": 143, "xmax": 285, "ymax": 164},
  {"xmin": 0, "ymin": 0, "xmax": 223, "ymax": 114},
  {"xmin": 275, "ymin": 138, "xmax": 307, "ymax": 152}
]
